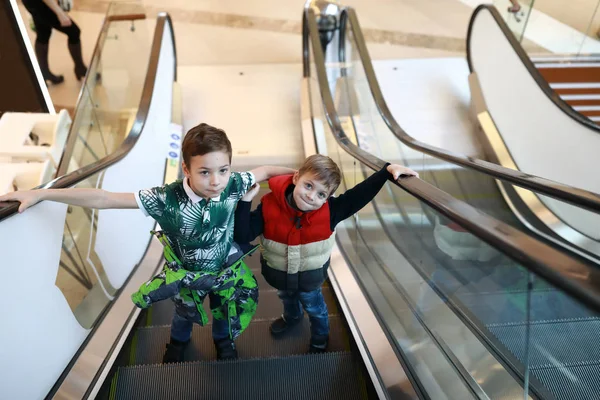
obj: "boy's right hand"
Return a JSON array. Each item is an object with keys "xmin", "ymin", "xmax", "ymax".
[
  {"xmin": 241, "ymin": 184, "xmax": 260, "ymax": 202},
  {"xmin": 0, "ymin": 190, "xmax": 43, "ymax": 213}
]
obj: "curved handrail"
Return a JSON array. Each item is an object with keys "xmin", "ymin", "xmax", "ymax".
[
  {"xmin": 336, "ymin": 7, "xmax": 600, "ymax": 215},
  {"xmin": 0, "ymin": 13, "xmax": 177, "ymax": 222},
  {"xmin": 303, "ymin": 7, "xmax": 600, "ymax": 313},
  {"xmin": 467, "ymin": 5, "xmax": 600, "ymax": 133}
]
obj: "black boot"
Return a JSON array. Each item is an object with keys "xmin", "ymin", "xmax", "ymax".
[
  {"xmin": 269, "ymin": 315, "xmax": 302, "ymax": 337},
  {"xmin": 34, "ymin": 42, "xmax": 64, "ymax": 84},
  {"xmin": 162, "ymin": 337, "xmax": 189, "ymax": 363},
  {"xmin": 309, "ymin": 334, "xmax": 329, "ymax": 354},
  {"xmin": 214, "ymin": 338, "xmax": 238, "ymax": 360},
  {"xmin": 68, "ymin": 42, "xmax": 88, "ymax": 80}
]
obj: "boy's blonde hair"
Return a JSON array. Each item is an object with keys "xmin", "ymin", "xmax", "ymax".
[{"xmin": 298, "ymin": 154, "xmax": 341, "ymax": 196}]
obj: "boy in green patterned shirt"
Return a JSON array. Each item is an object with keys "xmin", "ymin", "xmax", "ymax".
[{"xmin": 1, "ymin": 123, "xmax": 295, "ymax": 362}]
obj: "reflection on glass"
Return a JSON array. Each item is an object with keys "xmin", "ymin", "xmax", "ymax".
[{"xmin": 493, "ymin": 0, "xmax": 535, "ymax": 42}]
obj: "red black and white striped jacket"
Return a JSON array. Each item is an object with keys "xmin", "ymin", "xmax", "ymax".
[{"xmin": 234, "ymin": 166, "xmax": 392, "ymax": 292}]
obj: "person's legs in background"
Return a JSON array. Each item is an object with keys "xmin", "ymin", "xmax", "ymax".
[
  {"xmin": 52, "ymin": 20, "xmax": 88, "ymax": 80},
  {"xmin": 32, "ymin": 20, "xmax": 64, "ymax": 84}
]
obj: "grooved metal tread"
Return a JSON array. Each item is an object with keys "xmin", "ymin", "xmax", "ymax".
[
  {"xmin": 145, "ymin": 286, "xmax": 339, "ymax": 327},
  {"xmin": 488, "ymin": 319, "xmax": 600, "ymax": 367},
  {"xmin": 111, "ymin": 351, "xmax": 370, "ymax": 400},
  {"xmin": 534, "ymin": 363, "xmax": 600, "ymax": 400},
  {"xmin": 456, "ymin": 290, "xmax": 599, "ymax": 325},
  {"xmin": 132, "ymin": 315, "xmax": 349, "ymax": 365}
]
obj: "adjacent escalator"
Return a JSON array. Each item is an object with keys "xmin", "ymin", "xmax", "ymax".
[{"xmin": 312, "ymin": 5, "xmax": 600, "ymax": 399}]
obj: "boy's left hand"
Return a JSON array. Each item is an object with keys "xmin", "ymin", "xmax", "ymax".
[
  {"xmin": 387, "ymin": 164, "xmax": 419, "ymax": 180},
  {"xmin": 242, "ymin": 183, "xmax": 261, "ymax": 202}
]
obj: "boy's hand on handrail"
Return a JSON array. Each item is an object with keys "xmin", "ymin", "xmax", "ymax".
[
  {"xmin": 241, "ymin": 184, "xmax": 261, "ymax": 202},
  {"xmin": 0, "ymin": 190, "xmax": 43, "ymax": 213},
  {"xmin": 387, "ymin": 164, "xmax": 419, "ymax": 181}
]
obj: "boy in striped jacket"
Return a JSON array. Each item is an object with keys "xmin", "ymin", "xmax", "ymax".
[{"xmin": 234, "ymin": 154, "xmax": 417, "ymax": 352}]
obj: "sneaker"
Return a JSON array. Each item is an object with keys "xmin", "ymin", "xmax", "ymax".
[
  {"xmin": 162, "ymin": 338, "xmax": 189, "ymax": 363},
  {"xmin": 270, "ymin": 315, "xmax": 302, "ymax": 337},
  {"xmin": 215, "ymin": 338, "xmax": 238, "ymax": 360},
  {"xmin": 309, "ymin": 335, "xmax": 329, "ymax": 353}
]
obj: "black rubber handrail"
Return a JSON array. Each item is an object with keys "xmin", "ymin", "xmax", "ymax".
[
  {"xmin": 467, "ymin": 5, "xmax": 600, "ymax": 133},
  {"xmin": 336, "ymin": 7, "xmax": 600, "ymax": 215},
  {"xmin": 0, "ymin": 13, "xmax": 177, "ymax": 222},
  {"xmin": 303, "ymin": 7, "xmax": 600, "ymax": 313}
]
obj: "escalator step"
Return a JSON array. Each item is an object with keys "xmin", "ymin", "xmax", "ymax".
[
  {"xmin": 488, "ymin": 319, "xmax": 600, "ymax": 367},
  {"xmin": 457, "ymin": 290, "xmax": 599, "ymax": 325},
  {"xmin": 132, "ymin": 315, "xmax": 349, "ymax": 365},
  {"xmin": 111, "ymin": 351, "xmax": 370, "ymax": 400},
  {"xmin": 533, "ymin": 363, "xmax": 600, "ymax": 400},
  {"xmin": 145, "ymin": 286, "xmax": 339, "ymax": 327}
]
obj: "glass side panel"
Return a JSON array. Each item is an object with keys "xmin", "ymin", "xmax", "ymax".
[
  {"xmin": 55, "ymin": 166, "xmax": 119, "ymax": 329},
  {"xmin": 335, "ymin": 21, "xmax": 526, "ymax": 232},
  {"xmin": 310, "ymin": 18, "xmax": 600, "ymax": 399},
  {"xmin": 49, "ymin": 3, "xmax": 152, "ymax": 328},
  {"xmin": 337, "ymin": 13, "xmax": 600, "ymax": 266},
  {"xmin": 492, "ymin": 0, "xmax": 535, "ymax": 42},
  {"xmin": 64, "ymin": 2, "xmax": 151, "ymax": 175},
  {"xmin": 310, "ymin": 35, "xmax": 499, "ymax": 400}
]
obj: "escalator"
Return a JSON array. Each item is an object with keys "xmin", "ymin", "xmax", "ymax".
[
  {"xmin": 100, "ymin": 240, "xmax": 376, "ymax": 400},
  {"xmin": 2, "ymin": 3, "xmax": 600, "ymax": 400},
  {"xmin": 311, "ymin": 4, "xmax": 600, "ymax": 399},
  {"xmin": 467, "ymin": 5, "xmax": 600, "ymax": 263}
]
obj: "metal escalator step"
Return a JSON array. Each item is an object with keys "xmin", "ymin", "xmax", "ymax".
[
  {"xmin": 132, "ymin": 315, "xmax": 349, "ymax": 365},
  {"xmin": 488, "ymin": 319, "xmax": 600, "ymax": 367},
  {"xmin": 112, "ymin": 351, "xmax": 370, "ymax": 400},
  {"xmin": 145, "ymin": 286, "xmax": 339, "ymax": 327},
  {"xmin": 533, "ymin": 363, "xmax": 600, "ymax": 400}
]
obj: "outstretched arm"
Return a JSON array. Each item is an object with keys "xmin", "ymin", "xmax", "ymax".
[
  {"xmin": 0, "ymin": 188, "xmax": 138, "ymax": 213},
  {"xmin": 329, "ymin": 164, "xmax": 418, "ymax": 226},
  {"xmin": 250, "ymin": 166, "xmax": 296, "ymax": 183}
]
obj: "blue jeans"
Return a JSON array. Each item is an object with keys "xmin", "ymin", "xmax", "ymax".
[
  {"xmin": 278, "ymin": 288, "xmax": 329, "ymax": 338},
  {"xmin": 170, "ymin": 292, "xmax": 230, "ymax": 342}
]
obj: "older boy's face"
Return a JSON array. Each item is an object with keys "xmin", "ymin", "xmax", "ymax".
[
  {"xmin": 183, "ymin": 151, "xmax": 231, "ymax": 200},
  {"xmin": 292, "ymin": 172, "xmax": 330, "ymax": 212}
]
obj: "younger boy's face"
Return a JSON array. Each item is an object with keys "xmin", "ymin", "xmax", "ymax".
[
  {"xmin": 183, "ymin": 151, "xmax": 231, "ymax": 200},
  {"xmin": 292, "ymin": 172, "xmax": 330, "ymax": 212}
]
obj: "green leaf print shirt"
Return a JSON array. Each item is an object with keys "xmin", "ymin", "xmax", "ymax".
[{"xmin": 135, "ymin": 172, "xmax": 256, "ymax": 273}]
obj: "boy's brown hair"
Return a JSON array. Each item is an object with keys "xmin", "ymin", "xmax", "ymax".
[
  {"xmin": 181, "ymin": 123, "xmax": 232, "ymax": 166},
  {"xmin": 298, "ymin": 154, "xmax": 342, "ymax": 196}
]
